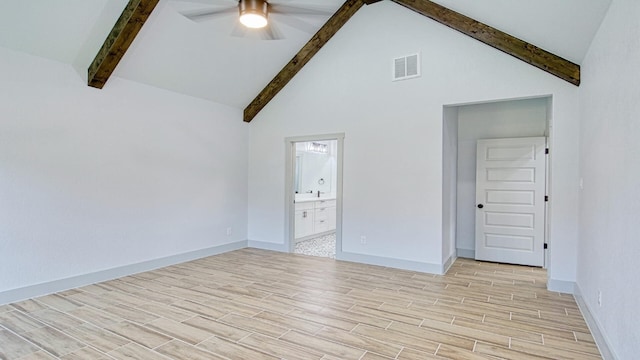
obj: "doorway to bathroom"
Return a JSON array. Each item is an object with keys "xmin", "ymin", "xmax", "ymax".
[{"xmin": 285, "ymin": 134, "xmax": 343, "ymax": 259}]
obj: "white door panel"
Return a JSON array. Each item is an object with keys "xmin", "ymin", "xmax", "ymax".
[
  {"xmin": 484, "ymin": 212, "xmax": 535, "ymax": 228},
  {"xmin": 475, "ymin": 137, "xmax": 546, "ymax": 266}
]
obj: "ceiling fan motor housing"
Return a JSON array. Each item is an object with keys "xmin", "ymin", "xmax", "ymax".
[{"xmin": 239, "ymin": 0, "xmax": 269, "ymax": 28}]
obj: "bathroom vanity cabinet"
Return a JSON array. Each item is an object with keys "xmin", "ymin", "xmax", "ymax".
[{"xmin": 294, "ymin": 198, "xmax": 336, "ymax": 240}]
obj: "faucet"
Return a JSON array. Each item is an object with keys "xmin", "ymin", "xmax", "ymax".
[{"xmin": 317, "ymin": 190, "xmax": 325, "ymax": 198}]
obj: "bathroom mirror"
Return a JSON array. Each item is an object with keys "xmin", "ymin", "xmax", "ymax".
[{"xmin": 294, "ymin": 141, "xmax": 336, "ymax": 195}]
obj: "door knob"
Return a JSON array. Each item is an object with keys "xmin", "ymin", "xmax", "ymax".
[{"xmin": 477, "ymin": 204, "xmax": 484, "ymax": 209}]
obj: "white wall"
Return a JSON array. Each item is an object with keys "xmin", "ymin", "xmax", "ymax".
[
  {"xmin": 247, "ymin": 1, "xmax": 580, "ymax": 280},
  {"xmin": 455, "ymin": 98, "xmax": 548, "ymax": 257},
  {"xmin": 0, "ymin": 46, "xmax": 249, "ymax": 301},
  {"xmin": 442, "ymin": 106, "xmax": 458, "ymax": 268},
  {"xmin": 577, "ymin": 0, "xmax": 640, "ymax": 358}
]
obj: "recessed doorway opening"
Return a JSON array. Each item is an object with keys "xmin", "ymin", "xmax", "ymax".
[
  {"xmin": 285, "ymin": 134, "xmax": 344, "ymax": 259},
  {"xmin": 443, "ymin": 96, "xmax": 551, "ymax": 268}
]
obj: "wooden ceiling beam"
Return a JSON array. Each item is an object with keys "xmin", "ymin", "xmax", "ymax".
[
  {"xmin": 243, "ymin": 0, "xmax": 372, "ymax": 122},
  {"xmin": 88, "ymin": 0, "xmax": 160, "ymax": 89},
  {"xmin": 391, "ymin": 0, "xmax": 580, "ymax": 86}
]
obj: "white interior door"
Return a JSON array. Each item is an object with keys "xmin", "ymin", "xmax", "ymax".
[{"xmin": 475, "ymin": 137, "xmax": 546, "ymax": 266}]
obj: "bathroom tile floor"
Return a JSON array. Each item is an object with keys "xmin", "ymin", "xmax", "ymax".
[
  {"xmin": 0, "ymin": 249, "xmax": 601, "ymax": 359},
  {"xmin": 294, "ymin": 233, "xmax": 336, "ymax": 259}
]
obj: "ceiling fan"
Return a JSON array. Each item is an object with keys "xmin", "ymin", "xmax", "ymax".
[{"xmin": 179, "ymin": 0, "xmax": 334, "ymax": 40}]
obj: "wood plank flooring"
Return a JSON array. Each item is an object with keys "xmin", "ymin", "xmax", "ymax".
[{"xmin": 0, "ymin": 249, "xmax": 601, "ymax": 359}]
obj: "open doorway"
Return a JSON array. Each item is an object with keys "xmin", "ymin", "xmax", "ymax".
[
  {"xmin": 285, "ymin": 134, "xmax": 344, "ymax": 259},
  {"xmin": 443, "ymin": 96, "xmax": 551, "ymax": 268}
]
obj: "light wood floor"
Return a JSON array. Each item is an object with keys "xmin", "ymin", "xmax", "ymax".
[{"xmin": 0, "ymin": 249, "xmax": 601, "ymax": 359}]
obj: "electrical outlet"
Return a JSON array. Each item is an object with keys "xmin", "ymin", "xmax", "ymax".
[
  {"xmin": 598, "ymin": 291, "xmax": 602, "ymax": 307},
  {"xmin": 360, "ymin": 235, "xmax": 367, "ymax": 245},
  {"xmin": 226, "ymin": 227, "xmax": 232, "ymax": 236}
]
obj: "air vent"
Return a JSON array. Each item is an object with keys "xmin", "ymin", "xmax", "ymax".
[{"xmin": 393, "ymin": 53, "xmax": 420, "ymax": 81}]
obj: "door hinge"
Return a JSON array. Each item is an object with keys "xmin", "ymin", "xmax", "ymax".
[
  {"xmin": 545, "ymin": 195, "xmax": 549, "ymax": 202},
  {"xmin": 544, "ymin": 243, "xmax": 548, "ymax": 249},
  {"xmin": 545, "ymin": 148, "xmax": 549, "ymax": 154}
]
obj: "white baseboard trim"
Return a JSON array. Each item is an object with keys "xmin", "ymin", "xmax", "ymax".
[
  {"xmin": 574, "ymin": 284, "xmax": 618, "ymax": 360},
  {"xmin": 249, "ymin": 242, "xmax": 446, "ymax": 275},
  {"xmin": 547, "ymin": 278, "xmax": 576, "ymax": 294},
  {"xmin": 442, "ymin": 253, "xmax": 456, "ymax": 274},
  {"xmin": 0, "ymin": 240, "xmax": 247, "ymax": 306},
  {"xmin": 338, "ymin": 252, "xmax": 444, "ymax": 274},
  {"xmin": 456, "ymin": 248, "xmax": 475, "ymax": 259},
  {"xmin": 248, "ymin": 240, "xmax": 288, "ymax": 252}
]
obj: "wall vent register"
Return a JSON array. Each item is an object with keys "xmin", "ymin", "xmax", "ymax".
[{"xmin": 393, "ymin": 53, "xmax": 421, "ymax": 81}]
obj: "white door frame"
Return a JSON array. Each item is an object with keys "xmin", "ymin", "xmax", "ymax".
[{"xmin": 284, "ymin": 133, "xmax": 345, "ymax": 255}]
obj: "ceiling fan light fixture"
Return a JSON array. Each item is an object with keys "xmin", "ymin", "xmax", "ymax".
[{"xmin": 239, "ymin": 0, "xmax": 268, "ymax": 29}]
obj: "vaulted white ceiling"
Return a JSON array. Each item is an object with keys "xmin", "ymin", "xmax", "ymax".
[
  {"xmin": 0, "ymin": 0, "xmax": 612, "ymax": 109},
  {"xmin": 430, "ymin": 0, "xmax": 612, "ymax": 64},
  {"xmin": 115, "ymin": 0, "xmax": 345, "ymax": 108}
]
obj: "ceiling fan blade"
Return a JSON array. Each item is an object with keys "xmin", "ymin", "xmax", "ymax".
[
  {"xmin": 230, "ymin": 20, "xmax": 249, "ymax": 38},
  {"xmin": 174, "ymin": 0, "xmax": 236, "ymax": 5},
  {"xmin": 269, "ymin": 4, "xmax": 334, "ymax": 16},
  {"xmin": 181, "ymin": 6, "xmax": 237, "ymax": 22},
  {"xmin": 229, "ymin": 19, "xmax": 284, "ymax": 41},
  {"xmin": 271, "ymin": 14, "xmax": 318, "ymax": 34},
  {"xmin": 260, "ymin": 21, "xmax": 284, "ymax": 40}
]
